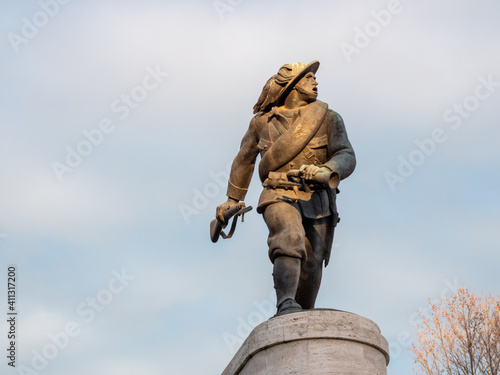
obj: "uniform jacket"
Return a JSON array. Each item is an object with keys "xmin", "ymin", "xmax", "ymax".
[{"xmin": 227, "ymin": 100, "xmax": 356, "ymax": 218}]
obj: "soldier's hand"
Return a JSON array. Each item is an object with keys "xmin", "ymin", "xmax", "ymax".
[
  {"xmin": 299, "ymin": 165, "xmax": 330, "ymax": 181},
  {"xmin": 216, "ymin": 198, "xmax": 239, "ymax": 224}
]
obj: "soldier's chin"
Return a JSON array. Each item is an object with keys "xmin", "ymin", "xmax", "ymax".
[{"xmin": 307, "ymin": 93, "xmax": 318, "ymax": 102}]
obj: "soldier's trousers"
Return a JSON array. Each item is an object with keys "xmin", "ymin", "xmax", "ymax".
[{"xmin": 263, "ymin": 201, "xmax": 335, "ymax": 266}]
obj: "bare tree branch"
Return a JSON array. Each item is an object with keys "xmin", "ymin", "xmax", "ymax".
[{"xmin": 410, "ymin": 287, "xmax": 500, "ymax": 375}]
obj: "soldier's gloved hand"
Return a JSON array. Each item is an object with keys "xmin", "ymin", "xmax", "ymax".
[
  {"xmin": 216, "ymin": 198, "xmax": 239, "ymax": 224},
  {"xmin": 299, "ymin": 165, "xmax": 331, "ymax": 181}
]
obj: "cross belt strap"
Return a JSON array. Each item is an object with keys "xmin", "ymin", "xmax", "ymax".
[{"xmin": 258, "ymin": 101, "xmax": 328, "ymax": 182}]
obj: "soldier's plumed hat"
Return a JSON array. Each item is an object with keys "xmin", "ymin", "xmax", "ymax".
[
  {"xmin": 274, "ymin": 60, "xmax": 320, "ymax": 106},
  {"xmin": 253, "ymin": 60, "xmax": 320, "ymax": 113}
]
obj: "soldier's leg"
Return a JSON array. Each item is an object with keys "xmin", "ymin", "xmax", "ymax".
[
  {"xmin": 272, "ymin": 256, "xmax": 302, "ymax": 315},
  {"xmin": 263, "ymin": 202, "xmax": 306, "ymax": 315},
  {"xmin": 295, "ymin": 216, "xmax": 334, "ymax": 309}
]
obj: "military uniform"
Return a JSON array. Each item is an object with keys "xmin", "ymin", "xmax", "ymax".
[{"xmin": 226, "ymin": 99, "xmax": 356, "ymax": 269}]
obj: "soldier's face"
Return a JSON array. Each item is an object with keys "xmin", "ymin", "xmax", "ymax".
[{"xmin": 295, "ymin": 72, "xmax": 318, "ymax": 102}]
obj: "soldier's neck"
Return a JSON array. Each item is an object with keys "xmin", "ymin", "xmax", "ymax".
[{"xmin": 283, "ymin": 91, "xmax": 314, "ymax": 110}]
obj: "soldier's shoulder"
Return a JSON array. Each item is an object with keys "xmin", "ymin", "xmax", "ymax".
[
  {"xmin": 322, "ymin": 105, "xmax": 343, "ymax": 124},
  {"xmin": 312, "ymin": 100, "xmax": 339, "ymax": 118},
  {"xmin": 250, "ymin": 110, "xmax": 270, "ymax": 127}
]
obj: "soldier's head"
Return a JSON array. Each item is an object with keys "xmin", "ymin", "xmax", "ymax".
[
  {"xmin": 293, "ymin": 71, "xmax": 318, "ymax": 103},
  {"xmin": 253, "ymin": 61, "xmax": 320, "ymax": 114}
]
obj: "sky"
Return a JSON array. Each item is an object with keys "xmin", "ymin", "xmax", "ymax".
[{"xmin": 0, "ymin": 0, "xmax": 499, "ymax": 374}]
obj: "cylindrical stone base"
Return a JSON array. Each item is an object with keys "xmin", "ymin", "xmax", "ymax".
[{"xmin": 222, "ymin": 309, "xmax": 389, "ymax": 375}]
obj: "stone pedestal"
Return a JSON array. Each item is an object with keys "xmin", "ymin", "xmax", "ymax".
[{"xmin": 222, "ymin": 309, "xmax": 389, "ymax": 375}]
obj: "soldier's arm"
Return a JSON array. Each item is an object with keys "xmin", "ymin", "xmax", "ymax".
[
  {"xmin": 226, "ymin": 117, "xmax": 260, "ymax": 201},
  {"xmin": 322, "ymin": 110, "xmax": 356, "ymax": 181},
  {"xmin": 216, "ymin": 118, "xmax": 260, "ymax": 222}
]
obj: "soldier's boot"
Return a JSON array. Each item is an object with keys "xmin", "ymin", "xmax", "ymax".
[
  {"xmin": 295, "ymin": 256, "xmax": 323, "ymax": 310},
  {"xmin": 273, "ymin": 256, "xmax": 302, "ymax": 316}
]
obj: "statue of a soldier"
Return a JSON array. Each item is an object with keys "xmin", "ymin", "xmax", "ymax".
[{"xmin": 215, "ymin": 60, "xmax": 356, "ymax": 316}]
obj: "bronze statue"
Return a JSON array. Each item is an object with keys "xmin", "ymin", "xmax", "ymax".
[{"xmin": 213, "ymin": 61, "xmax": 356, "ymax": 316}]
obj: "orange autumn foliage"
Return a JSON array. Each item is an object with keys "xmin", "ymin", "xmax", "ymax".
[{"xmin": 410, "ymin": 287, "xmax": 500, "ymax": 375}]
